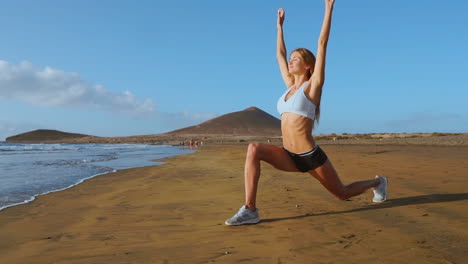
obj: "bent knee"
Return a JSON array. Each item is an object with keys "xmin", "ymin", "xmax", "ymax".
[
  {"xmin": 334, "ymin": 189, "xmax": 349, "ymax": 201},
  {"xmin": 336, "ymin": 194, "xmax": 348, "ymax": 201},
  {"xmin": 247, "ymin": 142, "xmax": 262, "ymax": 158}
]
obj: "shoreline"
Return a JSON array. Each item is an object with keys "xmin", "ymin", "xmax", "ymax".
[
  {"xmin": 0, "ymin": 143, "xmax": 196, "ymax": 212},
  {"xmin": 0, "ymin": 170, "xmax": 116, "ymax": 212},
  {"xmin": 0, "ymin": 143, "xmax": 466, "ymax": 263}
]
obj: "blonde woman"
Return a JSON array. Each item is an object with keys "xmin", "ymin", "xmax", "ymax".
[{"xmin": 225, "ymin": 0, "xmax": 388, "ymax": 226}]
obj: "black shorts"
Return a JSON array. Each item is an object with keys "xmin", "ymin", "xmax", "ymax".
[{"xmin": 283, "ymin": 145, "xmax": 328, "ymax": 172}]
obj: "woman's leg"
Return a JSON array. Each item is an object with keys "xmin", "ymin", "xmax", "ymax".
[
  {"xmin": 244, "ymin": 143, "xmax": 298, "ymax": 210},
  {"xmin": 309, "ymin": 159, "xmax": 380, "ymax": 200}
]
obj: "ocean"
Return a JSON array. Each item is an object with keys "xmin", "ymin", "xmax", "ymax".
[{"xmin": 0, "ymin": 142, "xmax": 194, "ymax": 211}]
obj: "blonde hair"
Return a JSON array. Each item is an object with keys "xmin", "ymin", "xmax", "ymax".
[{"xmin": 288, "ymin": 48, "xmax": 322, "ymax": 125}]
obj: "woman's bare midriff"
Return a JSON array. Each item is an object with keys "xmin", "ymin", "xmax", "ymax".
[{"xmin": 281, "ymin": 113, "xmax": 316, "ymax": 153}]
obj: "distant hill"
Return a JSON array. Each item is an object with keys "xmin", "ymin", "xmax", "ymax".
[
  {"xmin": 6, "ymin": 129, "xmax": 90, "ymax": 143},
  {"xmin": 166, "ymin": 106, "xmax": 281, "ymax": 136},
  {"xmin": 5, "ymin": 107, "xmax": 281, "ymax": 143}
]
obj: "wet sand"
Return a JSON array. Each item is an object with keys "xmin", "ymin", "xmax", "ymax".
[{"xmin": 0, "ymin": 144, "xmax": 467, "ymax": 264}]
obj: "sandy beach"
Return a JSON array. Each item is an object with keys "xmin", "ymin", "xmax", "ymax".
[{"xmin": 0, "ymin": 143, "xmax": 467, "ymax": 264}]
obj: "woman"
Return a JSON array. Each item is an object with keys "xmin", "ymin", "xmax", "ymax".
[{"xmin": 225, "ymin": 0, "xmax": 387, "ymax": 226}]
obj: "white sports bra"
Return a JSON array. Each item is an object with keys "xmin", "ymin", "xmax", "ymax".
[{"xmin": 277, "ymin": 81, "xmax": 316, "ymax": 120}]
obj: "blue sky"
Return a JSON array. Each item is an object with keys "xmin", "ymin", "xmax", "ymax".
[{"xmin": 0, "ymin": 0, "xmax": 467, "ymax": 140}]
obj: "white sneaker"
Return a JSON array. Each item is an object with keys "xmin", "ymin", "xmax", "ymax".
[
  {"xmin": 372, "ymin": 175, "xmax": 388, "ymax": 202},
  {"xmin": 225, "ymin": 205, "xmax": 261, "ymax": 225}
]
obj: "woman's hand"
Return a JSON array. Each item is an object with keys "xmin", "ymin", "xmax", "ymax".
[{"xmin": 277, "ymin": 8, "xmax": 285, "ymax": 27}]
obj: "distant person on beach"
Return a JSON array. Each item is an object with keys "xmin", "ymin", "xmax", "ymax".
[{"xmin": 226, "ymin": 0, "xmax": 388, "ymax": 225}]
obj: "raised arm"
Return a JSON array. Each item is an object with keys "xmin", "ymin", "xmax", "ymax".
[
  {"xmin": 276, "ymin": 8, "xmax": 293, "ymax": 88},
  {"xmin": 310, "ymin": 0, "xmax": 335, "ymax": 90}
]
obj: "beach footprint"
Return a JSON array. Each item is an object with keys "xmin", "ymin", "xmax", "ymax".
[{"xmin": 339, "ymin": 233, "xmax": 357, "ymax": 249}]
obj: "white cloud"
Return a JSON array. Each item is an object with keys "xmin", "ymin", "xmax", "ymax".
[{"xmin": 0, "ymin": 60, "xmax": 155, "ymax": 116}]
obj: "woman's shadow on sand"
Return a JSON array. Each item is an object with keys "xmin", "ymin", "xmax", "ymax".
[{"xmin": 261, "ymin": 193, "xmax": 468, "ymax": 223}]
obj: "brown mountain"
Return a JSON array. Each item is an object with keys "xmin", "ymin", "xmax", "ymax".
[
  {"xmin": 6, "ymin": 129, "xmax": 90, "ymax": 143},
  {"xmin": 166, "ymin": 106, "xmax": 281, "ymax": 136},
  {"xmin": 5, "ymin": 107, "xmax": 281, "ymax": 143}
]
